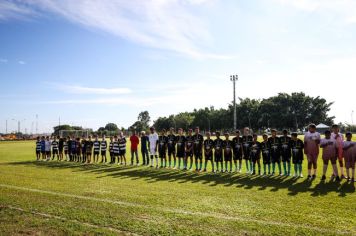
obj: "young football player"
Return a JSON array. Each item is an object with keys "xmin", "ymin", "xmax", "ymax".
[
  {"xmin": 40, "ymin": 136, "xmax": 46, "ymax": 160},
  {"xmin": 280, "ymin": 130, "xmax": 292, "ymax": 176},
  {"xmin": 250, "ymin": 134, "xmax": 261, "ymax": 175},
  {"xmin": 203, "ymin": 132, "xmax": 214, "ymax": 172},
  {"xmin": 176, "ymin": 128, "xmax": 186, "ymax": 169},
  {"xmin": 320, "ymin": 130, "xmax": 339, "ymax": 181},
  {"xmin": 148, "ymin": 127, "xmax": 159, "ymax": 168},
  {"xmin": 261, "ymin": 134, "xmax": 271, "ymax": 175},
  {"xmin": 93, "ymin": 135, "xmax": 100, "ymax": 163},
  {"xmin": 158, "ymin": 129, "xmax": 168, "ymax": 168},
  {"xmin": 290, "ymin": 132, "xmax": 304, "ymax": 178},
  {"xmin": 304, "ymin": 124, "xmax": 321, "ymax": 179},
  {"xmin": 167, "ymin": 128, "xmax": 177, "ymax": 168},
  {"xmin": 35, "ymin": 136, "xmax": 41, "ymax": 161},
  {"xmin": 70, "ymin": 136, "xmax": 77, "ymax": 162},
  {"xmin": 141, "ymin": 131, "xmax": 149, "ymax": 166},
  {"xmin": 63, "ymin": 137, "xmax": 69, "ymax": 161},
  {"xmin": 85, "ymin": 136, "xmax": 93, "ymax": 164},
  {"xmin": 214, "ymin": 131, "xmax": 224, "ymax": 172},
  {"xmin": 331, "ymin": 124, "xmax": 345, "ymax": 179},
  {"xmin": 109, "ymin": 136, "xmax": 114, "ymax": 164},
  {"xmin": 185, "ymin": 129, "xmax": 194, "ymax": 170},
  {"xmin": 113, "ymin": 136, "xmax": 120, "ymax": 164},
  {"xmin": 223, "ymin": 132, "xmax": 233, "ymax": 173},
  {"xmin": 76, "ymin": 137, "xmax": 82, "ymax": 162},
  {"xmin": 45, "ymin": 136, "xmax": 51, "ymax": 161},
  {"xmin": 81, "ymin": 136, "xmax": 87, "ymax": 163},
  {"xmin": 193, "ymin": 127, "xmax": 204, "ymax": 171},
  {"xmin": 232, "ymin": 130, "xmax": 243, "ymax": 172},
  {"xmin": 100, "ymin": 135, "xmax": 107, "ymax": 163},
  {"xmin": 130, "ymin": 131, "xmax": 140, "ymax": 166},
  {"xmin": 342, "ymin": 132, "xmax": 355, "ymax": 182},
  {"xmin": 242, "ymin": 127, "xmax": 253, "ymax": 173},
  {"xmin": 268, "ymin": 129, "xmax": 282, "ymax": 176},
  {"xmin": 58, "ymin": 136, "xmax": 64, "ymax": 161},
  {"xmin": 118, "ymin": 132, "xmax": 127, "ymax": 165}
]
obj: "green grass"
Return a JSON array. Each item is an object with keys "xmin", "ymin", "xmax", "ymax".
[{"xmin": 0, "ymin": 139, "xmax": 355, "ymax": 235}]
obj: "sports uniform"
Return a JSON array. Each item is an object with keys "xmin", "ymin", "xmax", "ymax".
[
  {"xmin": 223, "ymin": 139, "xmax": 233, "ymax": 172},
  {"xmin": 280, "ymin": 135, "xmax": 292, "ymax": 176},
  {"xmin": 167, "ymin": 134, "xmax": 176, "ymax": 167},
  {"xmin": 193, "ymin": 133, "xmax": 204, "ymax": 171},
  {"xmin": 290, "ymin": 138, "xmax": 304, "ymax": 177},
  {"xmin": 268, "ymin": 136, "xmax": 282, "ymax": 175},
  {"xmin": 249, "ymin": 141, "xmax": 261, "ymax": 175},
  {"xmin": 214, "ymin": 138, "xmax": 223, "ymax": 172}
]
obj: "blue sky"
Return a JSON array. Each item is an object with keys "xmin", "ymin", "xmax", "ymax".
[{"xmin": 1, "ymin": 0, "xmax": 356, "ymax": 133}]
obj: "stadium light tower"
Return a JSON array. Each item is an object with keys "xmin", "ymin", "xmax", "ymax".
[{"xmin": 230, "ymin": 75, "xmax": 238, "ymax": 130}]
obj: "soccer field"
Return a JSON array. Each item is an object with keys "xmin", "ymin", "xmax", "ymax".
[{"xmin": 0, "ymin": 140, "xmax": 355, "ymax": 235}]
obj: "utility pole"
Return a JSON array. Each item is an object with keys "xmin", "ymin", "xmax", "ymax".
[
  {"xmin": 230, "ymin": 75, "xmax": 238, "ymax": 130},
  {"xmin": 36, "ymin": 114, "xmax": 38, "ymax": 134}
]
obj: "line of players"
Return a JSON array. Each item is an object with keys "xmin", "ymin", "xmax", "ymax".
[
  {"xmin": 35, "ymin": 132, "xmax": 128, "ymax": 164},
  {"xmin": 35, "ymin": 124, "xmax": 356, "ymax": 182}
]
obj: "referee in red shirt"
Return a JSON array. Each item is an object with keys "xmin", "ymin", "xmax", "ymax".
[{"xmin": 130, "ymin": 130, "xmax": 140, "ymax": 165}]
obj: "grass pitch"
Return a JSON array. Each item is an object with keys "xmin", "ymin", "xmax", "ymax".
[{"xmin": 0, "ymin": 139, "xmax": 355, "ymax": 235}]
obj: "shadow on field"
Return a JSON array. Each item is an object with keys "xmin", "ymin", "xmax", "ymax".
[{"xmin": 9, "ymin": 161, "xmax": 356, "ymax": 197}]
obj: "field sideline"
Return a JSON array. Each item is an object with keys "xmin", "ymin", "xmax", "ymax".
[{"xmin": 0, "ymin": 139, "xmax": 355, "ymax": 235}]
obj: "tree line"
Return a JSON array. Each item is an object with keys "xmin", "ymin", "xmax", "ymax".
[
  {"xmin": 152, "ymin": 92, "xmax": 335, "ymax": 132},
  {"xmin": 52, "ymin": 92, "xmax": 336, "ymax": 135}
]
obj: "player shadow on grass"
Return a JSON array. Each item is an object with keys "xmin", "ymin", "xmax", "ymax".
[{"xmin": 10, "ymin": 161, "xmax": 356, "ymax": 197}]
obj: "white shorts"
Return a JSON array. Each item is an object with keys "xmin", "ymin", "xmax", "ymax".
[{"xmin": 150, "ymin": 147, "xmax": 157, "ymax": 155}]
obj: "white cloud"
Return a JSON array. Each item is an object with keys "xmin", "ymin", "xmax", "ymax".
[
  {"xmin": 1, "ymin": 0, "xmax": 228, "ymax": 59},
  {"xmin": 276, "ymin": 0, "xmax": 356, "ymax": 25},
  {"xmin": 57, "ymin": 85, "xmax": 132, "ymax": 95},
  {"xmin": 0, "ymin": 1, "xmax": 38, "ymax": 20},
  {"xmin": 18, "ymin": 60, "xmax": 26, "ymax": 65},
  {"xmin": 0, "ymin": 58, "xmax": 8, "ymax": 63}
]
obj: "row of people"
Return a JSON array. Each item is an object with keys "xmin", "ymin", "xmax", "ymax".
[{"xmin": 35, "ymin": 125, "xmax": 356, "ymax": 182}]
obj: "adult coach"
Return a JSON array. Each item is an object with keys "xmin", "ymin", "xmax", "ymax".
[{"xmin": 148, "ymin": 127, "xmax": 159, "ymax": 168}]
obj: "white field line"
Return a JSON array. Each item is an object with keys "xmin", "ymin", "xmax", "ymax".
[
  {"xmin": 0, "ymin": 183, "xmax": 352, "ymax": 235},
  {"xmin": 3, "ymin": 205, "xmax": 139, "ymax": 236}
]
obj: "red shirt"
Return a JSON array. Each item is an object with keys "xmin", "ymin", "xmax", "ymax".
[{"xmin": 130, "ymin": 135, "xmax": 140, "ymax": 151}]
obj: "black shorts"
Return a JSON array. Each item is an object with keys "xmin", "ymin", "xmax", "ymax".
[
  {"xmin": 52, "ymin": 150, "xmax": 59, "ymax": 155},
  {"xmin": 45, "ymin": 151, "xmax": 51, "ymax": 155},
  {"xmin": 59, "ymin": 147, "xmax": 63, "ymax": 153},
  {"xmin": 119, "ymin": 150, "xmax": 126, "ymax": 156},
  {"xmin": 176, "ymin": 149, "xmax": 185, "ymax": 158},
  {"xmin": 243, "ymin": 152, "xmax": 250, "ymax": 160},
  {"xmin": 168, "ymin": 148, "xmax": 176, "ymax": 156},
  {"xmin": 185, "ymin": 151, "xmax": 193, "ymax": 158},
  {"xmin": 262, "ymin": 154, "xmax": 271, "ymax": 164},
  {"xmin": 215, "ymin": 153, "xmax": 223, "ymax": 162},
  {"xmin": 271, "ymin": 154, "xmax": 281, "ymax": 163},
  {"xmin": 233, "ymin": 154, "xmax": 242, "ymax": 161},
  {"xmin": 41, "ymin": 150, "xmax": 46, "ymax": 154},
  {"xmin": 36, "ymin": 150, "xmax": 41, "ymax": 155},
  {"xmin": 204, "ymin": 151, "xmax": 213, "ymax": 160},
  {"xmin": 292, "ymin": 156, "xmax": 303, "ymax": 164},
  {"xmin": 94, "ymin": 150, "xmax": 100, "ymax": 155},
  {"xmin": 101, "ymin": 151, "xmax": 106, "ymax": 156},
  {"xmin": 159, "ymin": 152, "xmax": 166, "ymax": 158},
  {"xmin": 114, "ymin": 152, "xmax": 119, "ymax": 157},
  {"xmin": 281, "ymin": 155, "xmax": 291, "ymax": 162},
  {"xmin": 86, "ymin": 151, "xmax": 92, "ymax": 155},
  {"xmin": 64, "ymin": 150, "xmax": 68, "ymax": 155},
  {"xmin": 194, "ymin": 152, "xmax": 202, "ymax": 160},
  {"xmin": 224, "ymin": 153, "xmax": 232, "ymax": 162}
]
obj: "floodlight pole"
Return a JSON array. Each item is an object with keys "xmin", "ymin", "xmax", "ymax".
[{"xmin": 230, "ymin": 75, "xmax": 238, "ymax": 130}]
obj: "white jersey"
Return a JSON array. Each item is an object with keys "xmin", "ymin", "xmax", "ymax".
[
  {"xmin": 149, "ymin": 133, "xmax": 159, "ymax": 155},
  {"xmin": 45, "ymin": 140, "xmax": 51, "ymax": 151},
  {"xmin": 149, "ymin": 133, "xmax": 159, "ymax": 148}
]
